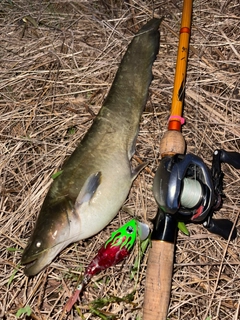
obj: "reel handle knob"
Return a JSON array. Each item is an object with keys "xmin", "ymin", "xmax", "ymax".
[
  {"xmin": 218, "ymin": 149, "xmax": 240, "ymax": 169},
  {"xmin": 203, "ymin": 218, "xmax": 237, "ymax": 240}
]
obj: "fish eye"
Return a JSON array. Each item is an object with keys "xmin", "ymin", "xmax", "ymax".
[
  {"xmin": 126, "ymin": 226, "xmax": 134, "ymax": 234},
  {"xmin": 35, "ymin": 241, "xmax": 42, "ymax": 248}
]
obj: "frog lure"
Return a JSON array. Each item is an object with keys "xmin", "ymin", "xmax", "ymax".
[{"xmin": 64, "ymin": 219, "xmax": 150, "ymax": 312}]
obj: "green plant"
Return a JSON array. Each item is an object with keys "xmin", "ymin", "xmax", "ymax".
[{"xmin": 16, "ymin": 305, "xmax": 32, "ymax": 317}]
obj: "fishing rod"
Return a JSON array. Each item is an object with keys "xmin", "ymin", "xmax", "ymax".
[{"xmin": 143, "ymin": 0, "xmax": 239, "ymax": 319}]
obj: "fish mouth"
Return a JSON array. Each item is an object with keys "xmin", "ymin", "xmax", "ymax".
[
  {"xmin": 21, "ymin": 242, "xmax": 66, "ymax": 276},
  {"xmin": 21, "ymin": 248, "xmax": 53, "ymax": 276},
  {"xmin": 23, "ymin": 259, "xmax": 37, "ymax": 269},
  {"xmin": 21, "ymin": 255, "xmax": 45, "ymax": 276},
  {"xmin": 23, "ymin": 260, "xmax": 38, "ymax": 276}
]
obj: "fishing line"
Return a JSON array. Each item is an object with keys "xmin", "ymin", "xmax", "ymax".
[
  {"xmin": 180, "ymin": 178, "xmax": 202, "ymax": 208},
  {"xmin": 191, "ymin": 0, "xmax": 201, "ymax": 192}
]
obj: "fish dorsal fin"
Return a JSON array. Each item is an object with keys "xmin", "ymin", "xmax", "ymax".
[{"xmin": 75, "ymin": 172, "xmax": 101, "ymax": 210}]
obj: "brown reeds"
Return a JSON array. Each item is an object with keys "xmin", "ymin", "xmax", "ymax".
[{"xmin": 0, "ymin": 1, "xmax": 239, "ymax": 319}]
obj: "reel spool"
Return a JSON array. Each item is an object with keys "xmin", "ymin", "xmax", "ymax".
[{"xmin": 180, "ymin": 178, "xmax": 202, "ymax": 209}]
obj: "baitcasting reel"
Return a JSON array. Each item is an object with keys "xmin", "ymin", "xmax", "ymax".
[{"xmin": 152, "ymin": 149, "xmax": 240, "ymax": 240}]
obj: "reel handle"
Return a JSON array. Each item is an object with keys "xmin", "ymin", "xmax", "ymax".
[
  {"xmin": 203, "ymin": 218, "xmax": 237, "ymax": 240},
  {"xmin": 218, "ymin": 149, "xmax": 240, "ymax": 169}
]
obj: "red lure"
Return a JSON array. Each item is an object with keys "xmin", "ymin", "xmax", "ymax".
[{"xmin": 64, "ymin": 219, "xmax": 149, "ymax": 312}]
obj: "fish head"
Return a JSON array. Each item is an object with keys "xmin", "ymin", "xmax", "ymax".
[
  {"xmin": 21, "ymin": 200, "xmax": 73, "ymax": 276},
  {"xmin": 21, "ymin": 171, "xmax": 102, "ymax": 276}
]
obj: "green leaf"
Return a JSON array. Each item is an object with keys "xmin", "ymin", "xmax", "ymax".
[
  {"xmin": 7, "ymin": 247, "xmax": 22, "ymax": 252},
  {"xmin": 22, "ymin": 16, "xmax": 38, "ymax": 28},
  {"xmin": 131, "ymin": 237, "xmax": 150, "ymax": 279},
  {"xmin": 8, "ymin": 264, "xmax": 20, "ymax": 286},
  {"xmin": 67, "ymin": 126, "xmax": 76, "ymax": 135},
  {"xmin": 51, "ymin": 170, "xmax": 63, "ymax": 180},
  {"xmin": 177, "ymin": 221, "xmax": 190, "ymax": 236},
  {"xmin": 16, "ymin": 305, "xmax": 32, "ymax": 317}
]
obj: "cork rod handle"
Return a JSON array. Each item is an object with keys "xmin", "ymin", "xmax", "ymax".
[{"xmin": 143, "ymin": 240, "xmax": 175, "ymax": 320}]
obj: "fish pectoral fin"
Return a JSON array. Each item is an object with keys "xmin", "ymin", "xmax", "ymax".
[
  {"xmin": 75, "ymin": 172, "xmax": 102, "ymax": 210},
  {"xmin": 131, "ymin": 162, "xmax": 147, "ymax": 181}
]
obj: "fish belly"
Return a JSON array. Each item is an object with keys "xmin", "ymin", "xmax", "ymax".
[{"xmin": 69, "ymin": 155, "xmax": 132, "ymax": 240}]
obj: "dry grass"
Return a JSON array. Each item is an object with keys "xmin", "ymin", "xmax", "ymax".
[{"xmin": 0, "ymin": 0, "xmax": 239, "ymax": 319}]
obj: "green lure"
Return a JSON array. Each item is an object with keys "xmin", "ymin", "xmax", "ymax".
[{"xmin": 105, "ymin": 219, "xmax": 148, "ymax": 251}]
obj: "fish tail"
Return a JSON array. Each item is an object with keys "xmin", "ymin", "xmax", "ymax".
[{"xmin": 102, "ymin": 18, "xmax": 163, "ymax": 121}]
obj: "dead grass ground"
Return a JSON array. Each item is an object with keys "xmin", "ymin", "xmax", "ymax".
[{"xmin": 0, "ymin": 0, "xmax": 239, "ymax": 319}]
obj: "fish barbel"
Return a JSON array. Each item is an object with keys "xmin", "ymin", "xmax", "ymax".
[{"xmin": 21, "ymin": 18, "xmax": 162, "ymax": 276}]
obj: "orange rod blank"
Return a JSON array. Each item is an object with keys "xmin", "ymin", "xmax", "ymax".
[{"xmin": 168, "ymin": 0, "xmax": 193, "ymax": 131}]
